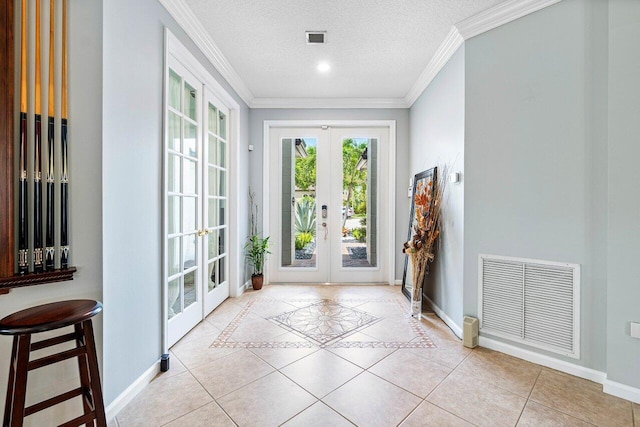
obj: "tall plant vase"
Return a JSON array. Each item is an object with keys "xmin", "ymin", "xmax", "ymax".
[
  {"xmin": 409, "ymin": 253, "xmax": 427, "ymax": 320},
  {"xmin": 251, "ymin": 274, "xmax": 264, "ymax": 290},
  {"xmin": 411, "ymin": 291, "xmax": 422, "ymax": 319}
]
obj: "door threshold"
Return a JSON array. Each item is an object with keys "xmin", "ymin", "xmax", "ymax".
[{"xmin": 266, "ymin": 282, "xmax": 392, "ymax": 286}]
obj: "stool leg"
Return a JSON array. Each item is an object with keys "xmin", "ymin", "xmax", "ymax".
[
  {"xmin": 74, "ymin": 324, "xmax": 93, "ymax": 426},
  {"xmin": 81, "ymin": 320, "xmax": 106, "ymax": 427},
  {"xmin": 3, "ymin": 337, "xmax": 18, "ymax": 427},
  {"xmin": 9, "ymin": 334, "xmax": 31, "ymax": 427}
]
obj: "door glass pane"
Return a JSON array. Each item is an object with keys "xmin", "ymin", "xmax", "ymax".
[
  {"xmin": 183, "ymin": 158, "xmax": 196, "ymax": 194},
  {"xmin": 208, "ymin": 261, "xmax": 217, "ymax": 292},
  {"xmin": 218, "ymin": 199, "xmax": 226, "ymax": 226},
  {"xmin": 184, "ymin": 121, "xmax": 197, "ymax": 157},
  {"xmin": 219, "ymin": 170, "xmax": 226, "ymax": 197},
  {"xmin": 168, "ymin": 196, "xmax": 180, "ymax": 234},
  {"xmin": 217, "ymin": 255, "xmax": 226, "ymax": 284},
  {"xmin": 168, "ymin": 237, "xmax": 181, "ymax": 276},
  {"xmin": 341, "ymin": 138, "xmax": 377, "ymax": 268},
  {"xmin": 184, "ymin": 82, "xmax": 197, "ymax": 120},
  {"xmin": 168, "ymin": 154, "xmax": 181, "ymax": 193},
  {"xmin": 183, "ymin": 196, "xmax": 197, "ymax": 233},
  {"xmin": 208, "ymin": 198, "xmax": 217, "ymax": 228},
  {"xmin": 218, "ymin": 140, "xmax": 226, "ymax": 167},
  {"xmin": 282, "ymin": 138, "xmax": 317, "ymax": 268},
  {"xmin": 219, "ymin": 228, "xmax": 226, "ymax": 254},
  {"xmin": 208, "ymin": 104, "xmax": 218, "ymax": 135},
  {"xmin": 184, "ymin": 270, "xmax": 197, "ymax": 308},
  {"xmin": 208, "ymin": 136, "xmax": 217, "ymax": 165},
  {"xmin": 208, "ymin": 167, "xmax": 217, "ymax": 197},
  {"xmin": 208, "ymin": 229, "xmax": 218, "ymax": 260},
  {"xmin": 218, "ymin": 111, "xmax": 227, "ymax": 139},
  {"xmin": 183, "ymin": 233, "xmax": 197, "ymax": 270},
  {"xmin": 169, "ymin": 69, "xmax": 181, "ymax": 110},
  {"xmin": 168, "ymin": 112, "xmax": 181, "ymax": 151},
  {"xmin": 168, "ymin": 278, "xmax": 180, "ymax": 319}
]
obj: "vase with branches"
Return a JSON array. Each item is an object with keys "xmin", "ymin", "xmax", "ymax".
[
  {"xmin": 245, "ymin": 190, "xmax": 270, "ymax": 290},
  {"xmin": 402, "ymin": 165, "xmax": 447, "ymax": 318}
]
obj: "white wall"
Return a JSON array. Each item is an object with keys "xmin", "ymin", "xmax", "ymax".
[
  {"xmin": 464, "ymin": 0, "xmax": 608, "ymax": 371},
  {"xmin": 607, "ymin": 0, "xmax": 640, "ymax": 391},
  {"xmin": 248, "ymin": 108, "xmax": 410, "ymax": 280},
  {"xmin": 0, "ymin": 1, "xmax": 104, "ymax": 424},
  {"xmin": 102, "ymin": 0, "xmax": 249, "ymax": 406},
  {"xmin": 409, "ymin": 47, "xmax": 465, "ymax": 331}
]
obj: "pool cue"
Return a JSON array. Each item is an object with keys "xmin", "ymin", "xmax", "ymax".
[
  {"xmin": 33, "ymin": 0, "xmax": 44, "ymax": 272},
  {"xmin": 60, "ymin": 0, "xmax": 69, "ymax": 268},
  {"xmin": 45, "ymin": 0, "xmax": 55, "ymax": 270},
  {"xmin": 18, "ymin": 0, "xmax": 29, "ymax": 274}
]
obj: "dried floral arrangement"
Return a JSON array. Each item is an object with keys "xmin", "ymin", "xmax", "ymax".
[{"xmin": 402, "ymin": 165, "xmax": 447, "ymax": 307}]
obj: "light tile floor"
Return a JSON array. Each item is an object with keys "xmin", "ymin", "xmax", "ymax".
[{"xmin": 113, "ymin": 285, "xmax": 636, "ymax": 427}]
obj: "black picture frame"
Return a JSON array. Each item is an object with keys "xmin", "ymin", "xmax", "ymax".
[{"xmin": 402, "ymin": 167, "xmax": 437, "ymax": 300}]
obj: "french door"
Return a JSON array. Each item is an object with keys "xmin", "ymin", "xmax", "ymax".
[
  {"xmin": 267, "ymin": 126, "xmax": 390, "ymax": 284},
  {"xmin": 165, "ymin": 59, "xmax": 229, "ymax": 347}
]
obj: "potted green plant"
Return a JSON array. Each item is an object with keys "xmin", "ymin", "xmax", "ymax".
[{"xmin": 244, "ymin": 190, "xmax": 270, "ymax": 290}]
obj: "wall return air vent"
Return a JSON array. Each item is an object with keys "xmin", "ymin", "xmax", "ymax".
[
  {"xmin": 478, "ymin": 254, "xmax": 580, "ymax": 359},
  {"xmin": 306, "ymin": 31, "xmax": 326, "ymax": 44}
]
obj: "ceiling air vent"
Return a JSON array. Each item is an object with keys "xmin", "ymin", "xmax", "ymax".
[{"xmin": 306, "ymin": 31, "xmax": 326, "ymax": 44}]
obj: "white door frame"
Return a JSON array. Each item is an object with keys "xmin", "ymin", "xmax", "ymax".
[
  {"xmin": 262, "ymin": 120, "xmax": 396, "ymax": 286},
  {"xmin": 163, "ymin": 29, "xmax": 242, "ymax": 353}
]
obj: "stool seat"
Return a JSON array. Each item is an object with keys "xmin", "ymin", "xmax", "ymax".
[{"xmin": 0, "ymin": 300, "xmax": 102, "ymax": 335}]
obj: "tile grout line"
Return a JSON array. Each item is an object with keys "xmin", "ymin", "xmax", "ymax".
[
  {"xmin": 191, "ymin": 370, "xmax": 243, "ymax": 425},
  {"xmin": 523, "ymin": 369, "xmax": 606, "ymax": 426},
  {"xmin": 317, "ymin": 397, "xmax": 359, "ymax": 427},
  {"xmin": 175, "ymin": 355, "xmax": 243, "ymax": 426},
  {"xmin": 170, "ymin": 339, "xmax": 276, "ymax": 427},
  {"xmin": 276, "ymin": 399, "xmax": 319, "ymax": 427},
  {"xmin": 393, "ymin": 397, "xmax": 426, "ymax": 427},
  {"xmin": 513, "ymin": 367, "xmax": 542, "ymax": 426},
  {"xmin": 364, "ymin": 368, "xmax": 425, "ymax": 401},
  {"xmin": 319, "ymin": 370, "xmax": 372, "ymax": 426},
  {"xmin": 416, "ymin": 346, "xmax": 478, "ymax": 424}
]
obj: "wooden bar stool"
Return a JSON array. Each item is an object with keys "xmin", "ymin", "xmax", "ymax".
[{"xmin": 0, "ymin": 300, "xmax": 106, "ymax": 427}]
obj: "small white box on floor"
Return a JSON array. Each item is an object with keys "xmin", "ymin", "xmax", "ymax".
[{"xmin": 463, "ymin": 316, "xmax": 479, "ymax": 348}]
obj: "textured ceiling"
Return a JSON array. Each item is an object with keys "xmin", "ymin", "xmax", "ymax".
[{"xmin": 184, "ymin": 0, "xmax": 505, "ymax": 100}]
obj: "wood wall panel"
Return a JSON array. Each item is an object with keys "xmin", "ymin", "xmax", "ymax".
[{"xmin": 0, "ymin": 1, "xmax": 15, "ymax": 279}]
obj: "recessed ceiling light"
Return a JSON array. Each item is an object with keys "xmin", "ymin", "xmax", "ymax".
[{"xmin": 317, "ymin": 62, "xmax": 330, "ymax": 73}]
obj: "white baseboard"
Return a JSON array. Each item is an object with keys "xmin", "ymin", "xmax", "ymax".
[
  {"xmin": 424, "ymin": 296, "xmax": 462, "ymax": 339},
  {"xmin": 479, "ymin": 336, "xmax": 606, "ymax": 383},
  {"xmin": 603, "ymin": 379, "xmax": 640, "ymax": 404},
  {"xmin": 394, "ymin": 280, "xmax": 402, "ymax": 285},
  {"xmin": 243, "ymin": 280, "xmax": 251, "ymax": 291},
  {"xmin": 106, "ymin": 360, "xmax": 160, "ymax": 421}
]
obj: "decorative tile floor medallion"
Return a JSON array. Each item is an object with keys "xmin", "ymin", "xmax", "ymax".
[
  {"xmin": 269, "ymin": 300, "xmax": 380, "ymax": 345},
  {"xmin": 210, "ymin": 297, "xmax": 436, "ymax": 349}
]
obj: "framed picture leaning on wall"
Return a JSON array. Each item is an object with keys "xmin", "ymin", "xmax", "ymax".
[{"xmin": 401, "ymin": 167, "xmax": 437, "ymax": 300}]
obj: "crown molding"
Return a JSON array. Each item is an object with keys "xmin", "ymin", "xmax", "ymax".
[
  {"xmin": 158, "ymin": 0, "xmax": 255, "ymax": 106},
  {"xmin": 405, "ymin": 0, "xmax": 563, "ymax": 106},
  {"xmin": 250, "ymin": 97, "xmax": 409, "ymax": 109},
  {"xmin": 456, "ymin": 0, "xmax": 562, "ymax": 40},
  {"xmin": 159, "ymin": 0, "xmax": 562, "ymax": 110},
  {"xmin": 404, "ymin": 27, "xmax": 464, "ymax": 107}
]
